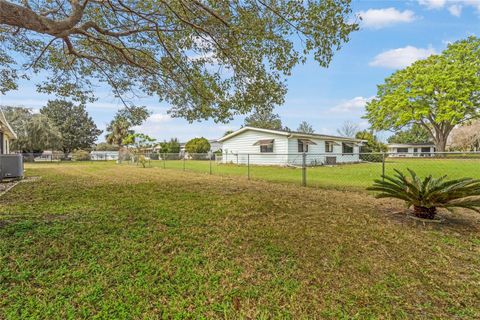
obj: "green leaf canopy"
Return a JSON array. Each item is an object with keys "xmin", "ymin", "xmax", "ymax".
[{"xmin": 365, "ymin": 37, "xmax": 480, "ymax": 151}]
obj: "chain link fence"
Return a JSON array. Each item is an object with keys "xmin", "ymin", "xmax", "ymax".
[{"xmin": 20, "ymin": 151, "xmax": 480, "ymax": 190}]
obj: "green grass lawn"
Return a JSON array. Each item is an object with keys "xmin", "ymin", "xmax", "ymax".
[
  {"xmin": 1, "ymin": 162, "xmax": 479, "ymax": 319},
  {"xmin": 143, "ymin": 157, "xmax": 480, "ymax": 190}
]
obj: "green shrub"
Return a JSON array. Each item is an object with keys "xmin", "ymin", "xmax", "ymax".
[
  {"xmin": 185, "ymin": 137, "xmax": 210, "ymax": 154},
  {"xmin": 72, "ymin": 149, "xmax": 90, "ymax": 161},
  {"xmin": 368, "ymin": 169, "xmax": 480, "ymax": 219},
  {"xmin": 150, "ymin": 153, "xmax": 159, "ymax": 160}
]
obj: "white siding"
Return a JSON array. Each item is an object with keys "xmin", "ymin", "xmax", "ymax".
[
  {"xmin": 221, "ymin": 129, "xmax": 362, "ymax": 166},
  {"xmin": 388, "ymin": 146, "xmax": 435, "ymax": 157},
  {"xmin": 287, "ymin": 138, "xmax": 360, "ymax": 165},
  {"xmin": 222, "ymin": 130, "xmax": 289, "ymax": 165}
]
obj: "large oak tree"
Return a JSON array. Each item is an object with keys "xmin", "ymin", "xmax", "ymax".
[
  {"xmin": 41, "ymin": 99, "xmax": 102, "ymax": 153},
  {"xmin": 365, "ymin": 37, "xmax": 480, "ymax": 152},
  {"xmin": 0, "ymin": 0, "xmax": 357, "ymax": 122}
]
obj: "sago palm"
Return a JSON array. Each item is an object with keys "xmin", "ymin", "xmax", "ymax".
[{"xmin": 367, "ymin": 169, "xmax": 480, "ymax": 219}]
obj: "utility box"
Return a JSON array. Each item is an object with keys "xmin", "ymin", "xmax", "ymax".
[
  {"xmin": 0, "ymin": 154, "xmax": 24, "ymax": 179},
  {"xmin": 325, "ymin": 156, "xmax": 337, "ymax": 165}
]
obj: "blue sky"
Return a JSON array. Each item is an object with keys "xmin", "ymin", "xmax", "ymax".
[{"xmin": 1, "ymin": 0, "xmax": 479, "ymax": 142}]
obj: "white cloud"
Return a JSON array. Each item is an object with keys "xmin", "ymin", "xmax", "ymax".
[
  {"xmin": 418, "ymin": 0, "xmax": 480, "ymax": 16},
  {"xmin": 369, "ymin": 46, "xmax": 436, "ymax": 69},
  {"xmin": 148, "ymin": 113, "xmax": 172, "ymax": 123},
  {"xmin": 330, "ymin": 96, "xmax": 374, "ymax": 113},
  {"xmin": 448, "ymin": 4, "xmax": 462, "ymax": 16},
  {"xmin": 358, "ymin": 8, "xmax": 417, "ymax": 29},
  {"xmin": 418, "ymin": 0, "xmax": 446, "ymax": 9}
]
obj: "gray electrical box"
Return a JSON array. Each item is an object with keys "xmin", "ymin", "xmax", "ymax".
[{"xmin": 0, "ymin": 154, "xmax": 24, "ymax": 179}]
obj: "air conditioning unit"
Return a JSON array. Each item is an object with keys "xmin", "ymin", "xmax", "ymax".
[
  {"xmin": 325, "ymin": 156, "xmax": 337, "ymax": 165},
  {"xmin": 0, "ymin": 154, "xmax": 24, "ymax": 179}
]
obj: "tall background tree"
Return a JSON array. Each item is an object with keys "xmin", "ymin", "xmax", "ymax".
[
  {"xmin": 106, "ymin": 106, "xmax": 151, "ymax": 146},
  {"xmin": 297, "ymin": 121, "xmax": 315, "ymax": 134},
  {"xmin": 366, "ymin": 37, "xmax": 480, "ymax": 152},
  {"xmin": 387, "ymin": 124, "xmax": 431, "ymax": 144},
  {"xmin": 159, "ymin": 138, "xmax": 181, "ymax": 154},
  {"xmin": 2, "ymin": 106, "xmax": 62, "ymax": 152},
  {"xmin": 94, "ymin": 142, "xmax": 120, "ymax": 151},
  {"xmin": 355, "ymin": 130, "xmax": 386, "ymax": 153},
  {"xmin": 40, "ymin": 99, "xmax": 102, "ymax": 153},
  {"xmin": 336, "ymin": 121, "xmax": 359, "ymax": 138},
  {"xmin": 244, "ymin": 109, "xmax": 283, "ymax": 130},
  {"xmin": 0, "ymin": 0, "xmax": 357, "ymax": 122}
]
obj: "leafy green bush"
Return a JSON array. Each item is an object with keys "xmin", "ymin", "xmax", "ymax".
[
  {"xmin": 368, "ymin": 169, "xmax": 480, "ymax": 219},
  {"xmin": 72, "ymin": 149, "xmax": 90, "ymax": 161},
  {"xmin": 158, "ymin": 138, "xmax": 181, "ymax": 154},
  {"xmin": 185, "ymin": 137, "xmax": 210, "ymax": 154}
]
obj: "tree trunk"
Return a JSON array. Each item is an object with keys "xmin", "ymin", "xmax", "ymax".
[
  {"xmin": 435, "ymin": 135, "xmax": 448, "ymax": 153},
  {"xmin": 413, "ymin": 206, "xmax": 437, "ymax": 219}
]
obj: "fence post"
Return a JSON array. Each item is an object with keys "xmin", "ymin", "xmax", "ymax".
[
  {"xmin": 163, "ymin": 153, "xmax": 166, "ymax": 169},
  {"xmin": 247, "ymin": 154, "xmax": 250, "ymax": 180},
  {"xmin": 209, "ymin": 155, "xmax": 212, "ymax": 175},
  {"xmin": 183, "ymin": 156, "xmax": 185, "ymax": 171},
  {"xmin": 302, "ymin": 152, "xmax": 307, "ymax": 187},
  {"xmin": 382, "ymin": 152, "xmax": 386, "ymax": 182}
]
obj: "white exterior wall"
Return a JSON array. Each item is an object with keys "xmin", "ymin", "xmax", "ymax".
[
  {"xmin": 221, "ymin": 130, "xmax": 289, "ymax": 165},
  {"xmin": 90, "ymin": 151, "xmax": 119, "ymax": 160},
  {"xmin": 388, "ymin": 146, "xmax": 435, "ymax": 157},
  {"xmin": 287, "ymin": 138, "xmax": 360, "ymax": 166},
  {"xmin": 1, "ymin": 132, "xmax": 9, "ymax": 155}
]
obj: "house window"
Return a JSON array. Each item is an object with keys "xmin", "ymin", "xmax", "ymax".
[
  {"xmin": 260, "ymin": 144, "xmax": 273, "ymax": 153},
  {"xmin": 342, "ymin": 142, "xmax": 354, "ymax": 154},
  {"xmin": 298, "ymin": 140, "xmax": 308, "ymax": 153},
  {"xmin": 397, "ymin": 147, "xmax": 408, "ymax": 153},
  {"xmin": 325, "ymin": 141, "xmax": 334, "ymax": 153},
  {"xmin": 421, "ymin": 147, "xmax": 431, "ymax": 153}
]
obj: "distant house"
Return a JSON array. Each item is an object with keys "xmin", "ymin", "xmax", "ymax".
[
  {"xmin": 218, "ymin": 127, "xmax": 365, "ymax": 166},
  {"xmin": 90, "ymin": 151, "xmax": 119, "ymax": 161},
  {"xmin": 0, "ymin": 109, "xmax": 16, "ymax": 154},
  {"xmin": 387, "ymin": 143, "xmax": 436, "ymax": 157}
]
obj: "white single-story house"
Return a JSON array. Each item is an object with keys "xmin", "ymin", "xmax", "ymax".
[
  {"xmin": 90, "ymin": 151, "xmax": 119, "ymax": 160},
  {"xmin": 387, "ymin": 143, "xmax": 436, "ymax": 157},
  {"xmin": 0, "ymin": 109, "xmax": 16, "ymax": 154},
  {"xmin": 218, "ymin": 127, "xmax": 365, "ymax": 166}
]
